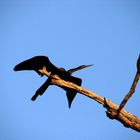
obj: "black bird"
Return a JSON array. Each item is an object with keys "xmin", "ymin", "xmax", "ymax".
[{"xmin": 14, "ymin": 56, "xmax": 92, "ymax": 108}]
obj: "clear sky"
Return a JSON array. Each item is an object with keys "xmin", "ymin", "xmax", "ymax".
[{"xmin": 1, "ymin": 0, "xmax": 140, "ymax": 139}]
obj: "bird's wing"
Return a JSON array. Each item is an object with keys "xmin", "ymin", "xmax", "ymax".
[
  {"xmin": 13, "ymin": 56, "xmax": 58, "ymax": 76},
  {"xmin": 31, "ymin": 78, "xmax": 51, "ymax": 101},
  {"xmin": 67, "ymin": 64, "xmax": 93, "ymax": 74},
  {"xmin": 13, "ymin": 56, "xmax": 41, "ymax": 71}
]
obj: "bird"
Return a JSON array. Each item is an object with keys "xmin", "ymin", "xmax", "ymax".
[{"xmin": 14, "ymin": 56, "xmax": 92, "ymax": 108}]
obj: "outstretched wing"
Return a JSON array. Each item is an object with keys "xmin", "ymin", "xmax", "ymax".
[
  {"xmin": 13, "ymin": 56, "xmax": 57, "ymax": 75},
  {"xmin": 31, "ymin": 78, "xmax": 51, "ymax": 101},
  {"xmin": 14, "ymin": 56, "xmax": 67, "ymax": 78},
  {"xmin": 67, "ymin": 64, "xmax": 93, "ymax": 74}
]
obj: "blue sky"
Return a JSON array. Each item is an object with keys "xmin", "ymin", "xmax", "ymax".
[{"xmin": 1, "ymin": 0, "xmax": 140, "ymax": 139}]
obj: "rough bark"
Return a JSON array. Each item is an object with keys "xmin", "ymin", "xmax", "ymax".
[{"xmin": 39, "ymin": 66, "xmax": 140, "ymax": 133}]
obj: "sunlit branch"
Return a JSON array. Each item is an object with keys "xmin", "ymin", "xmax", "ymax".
[{"xmin": 39, "ymin": 66, "xmax": 140, "ymax": 133}]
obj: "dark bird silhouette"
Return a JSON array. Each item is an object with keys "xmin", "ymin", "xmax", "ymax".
[{"xmin": 14, "ymin": 56, "xmax": 92, "ymax": 108}]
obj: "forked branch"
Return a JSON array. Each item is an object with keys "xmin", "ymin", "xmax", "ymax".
[
  {"xmin": 14, "ymin": 54, "xmax": 140, "ymax": 132},
  {"xmin": 39, "ymin": 55, "xmax": 140, "ymax": 133}
]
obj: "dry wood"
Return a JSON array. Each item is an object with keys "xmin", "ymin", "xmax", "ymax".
[
  {"xmin": 39, "ymin": 66, "xmax": 140, "ymax": 132},
  {"xmin": 117, "ymin": 72, "xmax": 140, "ymax": 114}
]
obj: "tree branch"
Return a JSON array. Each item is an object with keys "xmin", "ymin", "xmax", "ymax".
[
  {"xmin": 39, "ymin": 66, "xmax": 140, "ymax": 133},
  {"xmin": 116, "ymin": 55, "xmax": 140, "ymax": 114},
  {"xmin": 117, "ymin": 71, "xmax": 140, "ymax": 114}
]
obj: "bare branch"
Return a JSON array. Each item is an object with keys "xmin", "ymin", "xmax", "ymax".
[
  {"xmin": 117, "ymin": 55, "xmax": 140, "ymax": 114},
  {"xmin": 39, "ymin": 66, "xmax": 140, "ymax": 132},
  {"xmin": 117, "ymin": 71, "xmax": 140, "ymax": 114}
]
